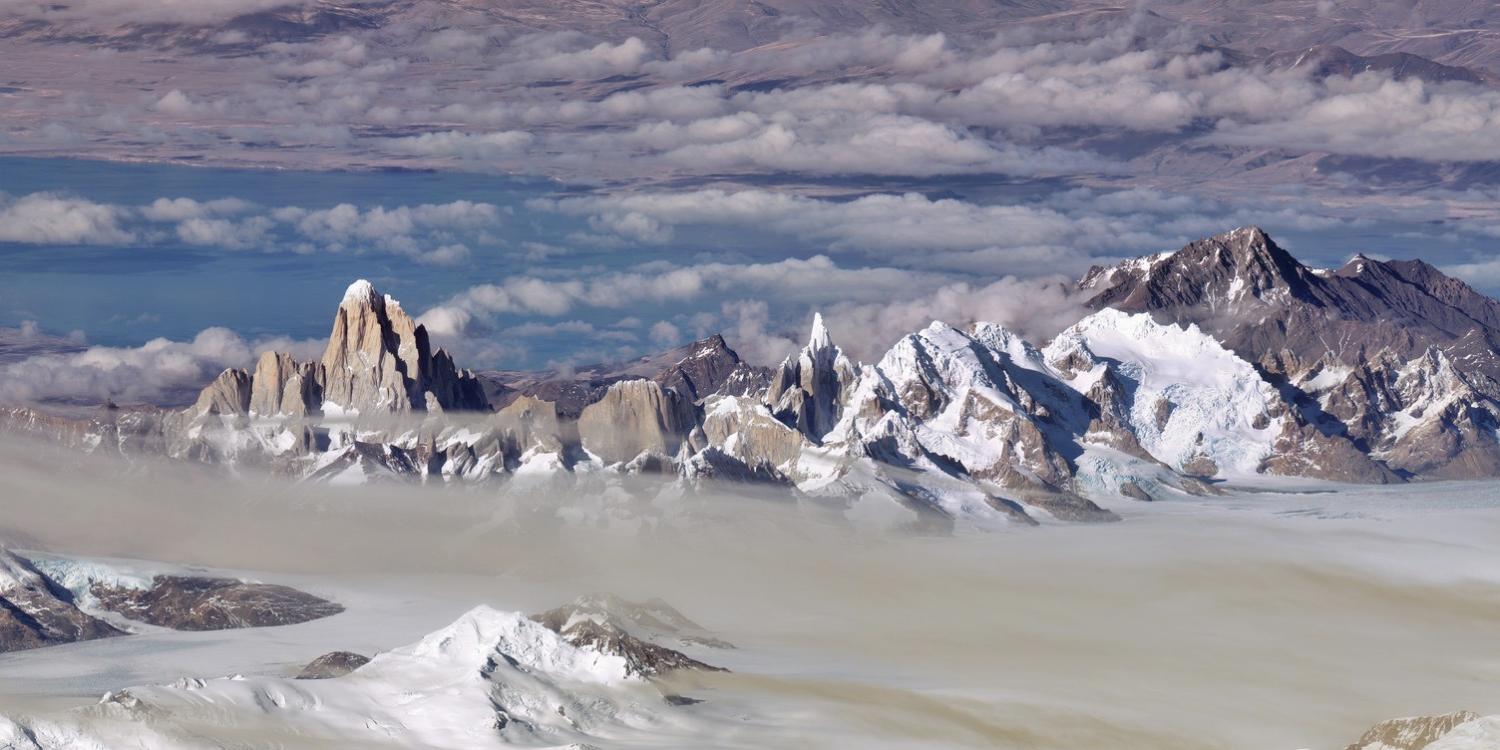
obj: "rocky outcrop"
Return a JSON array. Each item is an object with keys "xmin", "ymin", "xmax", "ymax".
[
  {"xmin": 188, "ymin": 368, "xmax": 252, "ymax": 417},
  {"xmin": 532, "ymin": 594, "xmax": 728, "ymax": 677},
  {"xmin": 699, "ymin": 396, "xmax": 808, "ymax": 480},
  {"xmin": 249, "ymin": 351, "xmax": 322, "ymax": 417},
  {"xmin": 577, "ymin": 379, "xmax": 700, "ymax": 465},
  {"xmin": 495, "ymin": 394, "xmax": 564, "ymax": 454},
  {"xmin": 653, "ymin": 334, "xmax": 768, "ymax": 400},
  {"xmin": 0, "ymin": 549, "xmax": 122, "ymax": 653},
  {"xmin": 91, "ymin": 575, "xmax": 343, "ymax": 631},
  {"xmin": 296, "ymin": 650, "xmax": 370, "ymax": 679},
  {"xmin": 321, "ymin": 280, "xmax": 487, "ymax": 414},
  {"xmin": 1345, "ymin": 711, "xmax": 1483, "ymax": 750}
]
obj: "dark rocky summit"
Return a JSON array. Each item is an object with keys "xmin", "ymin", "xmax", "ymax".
[
  {"xmin": 1082, "ymin": 227, "xmax": 1500, "ymax": 478},
  {"xmin": 91, "ymin": 575, "xmax": 343, "ymax": 631},
  {"xmin": 1082, "ymin": 228, "xmax": 1500, "ymax": 382},
  {"xmin": 482, "ymin": 334, "xmax": 767, "ymax": 418},
  {"xmin": 296, "ymin": 650, "xmax": 371, "ymax": 679},
  {"xmin": 532, "ymin": 594, "xmax": 728, "ymax": 677}
]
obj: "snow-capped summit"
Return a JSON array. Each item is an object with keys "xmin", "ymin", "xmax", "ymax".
[
  {"xmin": 807, "ymin": 311, "xmax": 835, "ymax": 357},
  {"xmin": 340, "ymin": 278, "xmax": 380, "ymax": 307},
  {"xmin": 381, "ymin": 605, "xmax": 636, "ymax": 685},
  {"xmin": 1082, "ymin": 226, "xmax": 1318, "ymax": 314},
  {"xmin": 766, "ymin": 312, "xmax": 856, "ymax": 443},
  {"xmin": 321, "ymin": 279, "xmax": 486, "ymax": 414}
]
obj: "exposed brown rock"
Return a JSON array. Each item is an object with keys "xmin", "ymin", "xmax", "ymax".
[
  {"xmin": 189, "ymin": 368, "xmax": 252, "ymax": 417},
  {"xmin": 319, "ymin": 280, "xmax": 487, "ymax": 414},
  {"xmin": 483, "ymin": 335, "xmax": 769, "ymax": 419},
  {"xmin": 296, "ymin": 650, "xmax": 370, "ymax": 679},
  {"xmin": 0, "ymin": 549, "xmax": 123, "ymax": 654},
  {"xmin": 92, "ymin": 575, "xmax": 343, "ymax": 631},
  {"xmin": 495, "ymin": 394, "xmax": 564, "ymax": 454},
  {"xmin": 577, "ymin": 379, "xmax": 699, "ymax": 465},
  {"xmin": 1345, "ymin": 711, "xmax": 1479, "ymax": 750},
  {"xmin": 532, "ymin": 594, "xmax": 729, "ymax": 677},
  {"xmin": 249, "ymin": 351, "xmax": 322, "ymax": 417}
]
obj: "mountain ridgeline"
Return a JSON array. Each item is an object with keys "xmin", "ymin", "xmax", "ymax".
[{"xmin": 7, "ymin": 226, "xmax": 1500, "ymax": 526}]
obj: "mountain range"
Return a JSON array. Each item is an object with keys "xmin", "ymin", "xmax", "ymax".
[{"xmin": 6, "ymin": 226, "xmax": 1500, "ymax": 526}]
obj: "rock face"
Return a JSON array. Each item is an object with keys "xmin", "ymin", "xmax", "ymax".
[
  {"xmin": 296, "ymin": 651, "xmax": 371, "ymax": 679},
  {"xmin": 577, "ymin": 379, "xmax": 700, "ymax": 465},
  {"xmin": 250, "ymin": 351, "xmax": 322, "ymax": 417},
  {"xmin": 189, "ymin": 368, "xmax": 252, "ymax": 417},
  {"xmin": 320, "ymin": 280, "xmax": 487, "ymax": 414},
  {"xmin": 91, "ymin": 575, "xmax": 343, "ymax": 631},
  {"xmin": 174, "ymin": 280, "xmax": 488, "ymax": 423},
  {"xmin": 1345, "ymin": 711, "xmax": 1484, "ymax": 750},
  {"xmin": 766, "ymin": 313, "xmax": 856, "ymax": 443},
  {"xmin": 653, "ymin": 334, "xmax": 768, "ymax": 401},
  {"xmin": 0, "ymin": 549, "xmax": 122, "ymax": 653}
]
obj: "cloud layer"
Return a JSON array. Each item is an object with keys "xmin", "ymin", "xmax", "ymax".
[{"xmin": 0, "ymin": 192, "xmax": 503, "ymax": 264}]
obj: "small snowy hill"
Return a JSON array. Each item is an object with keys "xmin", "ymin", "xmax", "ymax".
[{"xmin": 0, "ymin": 605, "xmax": 721, "ymax": 749}]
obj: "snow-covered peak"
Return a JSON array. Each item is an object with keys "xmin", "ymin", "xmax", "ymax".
[
  {"xmin": 969, "ymin": 321, "xmax": 1048, "ymax": 371},
  {"xmin": 1045, "ymin": 308, "xmax": 1284, "ymax": 476},
  {"xmin": 1051, "ymin": 308, "xmax": 1232, "ymax": 373},
  {"xmin": 807, "ymin": 311, "xmax": 835, "ymax": 356},
  {"xmin": 340, "ymin": 279, "xmax": 382, "ymax": 309},
  {"xmin": 376, "ymin": 605, "xmax": 636, "ymax": 685}
]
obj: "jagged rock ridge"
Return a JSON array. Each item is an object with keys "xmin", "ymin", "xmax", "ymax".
[
  {"xmin": 10, "ymin": 231, "xmax": 1500, "ymax": 525},
  {"xmin": 191, "ymin": 279, "xmax": 489, "ymax": 423},
  {"xmin": 1082, "ymin": 227, "xmax": 1500, "ymax": 479}
]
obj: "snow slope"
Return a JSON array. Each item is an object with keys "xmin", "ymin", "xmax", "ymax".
[
  {"xmin": 1044, "ymin": 309, "xmax": 1284, "ymax": 476},
  {"xmin": 0, "ymin": 605, "xmax": 709, "ymax": 749}
]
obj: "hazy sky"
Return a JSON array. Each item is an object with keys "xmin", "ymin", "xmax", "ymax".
[{"xmin": 3, "ymin": 3, "xmax": 1500, "ymax": 403}]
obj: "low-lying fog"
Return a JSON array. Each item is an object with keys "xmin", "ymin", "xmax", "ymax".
[{"xmin": 1, "ymin": 436, "xmax": 1497, "ymax": 750}]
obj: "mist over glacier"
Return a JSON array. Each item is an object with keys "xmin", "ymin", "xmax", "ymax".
[{"xmin": 1, "ymin": 435, "xmax": 1499, "ymax": 749}]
